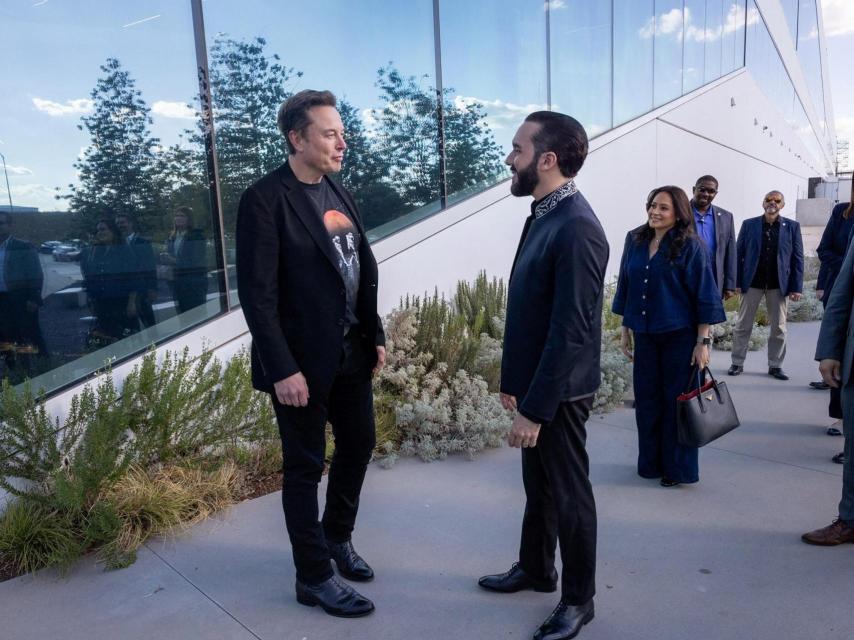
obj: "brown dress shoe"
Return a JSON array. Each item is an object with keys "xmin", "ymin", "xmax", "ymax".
[{"xmin": 801, "ymin": 519, "xmax": 854, "ymax": 546}]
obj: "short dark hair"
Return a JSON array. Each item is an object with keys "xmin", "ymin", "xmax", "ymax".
[
  {"xmin": 695, "ymin": 175, "xmax": 718, "ymax": 187},
  {"xmin": 114, "ymin": 211, "xmax": 137, "ymax": 229},
  {"xmin": 524, "ymin": 111, "xmax": 588, "ymax": 178},
  {"xmin": 277, "ymin": 90, "xmax": 337, "ymax": 154}
]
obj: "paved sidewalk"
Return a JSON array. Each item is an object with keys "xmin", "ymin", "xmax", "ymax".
[{"xmin": 1, "ymin": 322, "xmax": 851, "ymax": 640}]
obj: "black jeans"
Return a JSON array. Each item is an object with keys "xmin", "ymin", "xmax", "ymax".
[
  {"xmin": 271, "ymin": 333, "xmax": 376, "ymax": 584},
  {"xmin": 519, "ymin": 396, "xmax": 596, "ymax": 605}
]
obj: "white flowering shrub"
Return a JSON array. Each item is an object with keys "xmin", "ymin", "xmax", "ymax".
[
  {"xmin": 711, "ymin": 311, "xmax": 769, "ymax": 351},
  {"xmin": 374, "ymin": 308, "xmax": 511, "ymax": 464},
  {"xmin": 788, "ymin": 280, "xmax": 823, "ymax": 322},
  {"xmin": 593, "ymin": 331, "xmax": 633, "ymax": 414}
]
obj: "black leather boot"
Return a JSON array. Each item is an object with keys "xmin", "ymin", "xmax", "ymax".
[
  {"xmin": 327, "ymin": 539, "xmax": 374, "ymax": 581},
  {"xmin": 478, "ymin": 563, "xmax": 557, "ymax": 593},
  {"xmin": 533, "ymin": 599, "xmax": 594, "ymax": 640},
  {"xmin": 295, "ymin": 576, "xmax": 374, "ymax": 617}
]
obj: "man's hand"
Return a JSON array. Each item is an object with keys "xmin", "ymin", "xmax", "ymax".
[
  {"xmin": 620, "ymin": 328, "xmax": 633, "ymax": 361},
  {"xmin": 735, "ymin": 287, "xmax": 742, "ymax": 296},
  {"xmin": 507, "ymin": 413, "xmax": 541, "ymax": 449},
  {"xmin": 274, "ymin": 371, "xmax": 310, "ymax": 406},
  {"xmin": 723, "ymin": 290, "xmax": 736, "ymax": 301},
  {"xmin": 819, "ymin": 359, "xmax": 841, "ymax": 389},
  {"xmin": 816, "ymin": 289, "xmax": 824, "ymax": 301},
  {"xmin": 499, "ymin": 393, "xmax": 517, "ymax": 411},
  {"xmin": 147, "ymin": 289, "xmax": 158, "ymax": 303},
  {"xmin": 373, "ymin": 346, "xmax": 386, "ymax": 375},
  {"xmin": 789, "ymin": 292, "xmax": 803, "ymax": 302}
]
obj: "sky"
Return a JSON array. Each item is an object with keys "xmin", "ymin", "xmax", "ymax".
[
  {"xmin": 0, "ymin": 0, "xmax": 851, "ymax": 212},
  {"xmin": 821, "ymin": 0, "xmax": 854, "ymax": 171}
]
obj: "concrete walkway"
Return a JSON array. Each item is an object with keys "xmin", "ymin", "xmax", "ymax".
[{"xmin": 1, "ymin": 321, "xmax": 851, "ymax": 640}]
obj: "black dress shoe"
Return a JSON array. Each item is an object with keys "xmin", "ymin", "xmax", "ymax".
[
  {"xmin": 727, "ymin": 365, "xmax": 743, "ymax": 376},
  {"xmin": 833, "ymin": 452, "xmax": 846, "ymax": 464},
  {"xmin": 295, "ymin": 576, "xmax": 374, "ymax": 617},
  {"xmin": 478, "ymin": 562, "xmax": 557, "ymax": 593},
  {"xmin": 533, "ymin": 599, "xmax": 594, "ymax": 640},
  {"xmin": 810, "ymin": 380, "xmax": 831, "ymax": 390},
  {"xmin": 768, "ymin": 367, "xmax": 789, "ymax": 380},
  {"xmin": 327, "ymin": 539, "xmax": 374, "ymax": 581},
  {"xmin": 660, "ymin": 477, "xmax": 681, "ymax": 487}
]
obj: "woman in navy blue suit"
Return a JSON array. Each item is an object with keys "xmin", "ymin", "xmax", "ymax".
[{"xmin": 613, "ymin": 186, "xmax": 726, "ymax": 486}]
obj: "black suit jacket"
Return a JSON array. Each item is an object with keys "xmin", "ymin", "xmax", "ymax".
[
  {"xmin": 711, "ymin": 205, "xmax": 737, "ymax": 296},
  {"xmin": 500, "ymin": 188, "xmax": 609, "ymax": 425},
  {"xmin": 1, "ymin": 236, "xmax": 43, "ymax": 305},
  {"xmin": 236, "ymin": 161, "xmax": 384, "ymax": 398}
]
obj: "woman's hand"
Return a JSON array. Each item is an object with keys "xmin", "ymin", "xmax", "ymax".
[
  {"xmin": 620, "ymin": 327, "xmax": 633, "ymax": 361},
  {"xmin": 691, "ymin": 344, "xmax": 710, "ymax": 369}
]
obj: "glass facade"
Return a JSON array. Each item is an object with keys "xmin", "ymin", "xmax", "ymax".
[
  {"xmin": 7, "ymin": 0, "xmax": 825, "ymax": 399},
  {"xmin": 745, "ymin": 0, "xmax": 831, "ymax": 175}
]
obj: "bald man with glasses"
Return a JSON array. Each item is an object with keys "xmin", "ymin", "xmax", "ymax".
[{"xmin": 728, "ymin": 191, "xmax": 804, "ymax": 380}]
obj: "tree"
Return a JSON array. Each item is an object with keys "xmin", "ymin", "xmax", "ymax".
[
  {"xmin": 337, "ymin": 98, "xmax": 404, "ymax": 231},
  {"xmin": 63, "ymin": 58, "xmax": 164, "ymax": 234},
  {"xmin": 371, "ymin": 65, "xmax": 504, "ymax": 211},
  {"xmin": 203, "ymin": 37, "xmax": 298, "ymax": 229}
]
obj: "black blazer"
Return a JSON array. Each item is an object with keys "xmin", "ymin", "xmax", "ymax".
[
  {"xmin": 500, "ymin": 188, "xmax": 609, "ymax": 425},
  {"xmin": 236, "ymin": 161, "xmax": 384, "ymax": 398},
  {"xmin": 710, "ymin": 205, "xmax": 737, "ymax": 296},
  {"xmin": 1, "ymin": 236, "xmax": 43, "ymax": 305}
]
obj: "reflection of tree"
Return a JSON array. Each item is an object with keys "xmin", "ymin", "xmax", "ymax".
[
  {"xmin": 372, "ymin": 66, "xmax": 504, "ymax": 211},
  {"xmin": 337, "ymin": 98, "xmax": 404, "ymax": 229},
  {"xmin": 202, "ymin": 37, "xmax": 297, "ymax": 229},
  {"xmin": 63, "ymin": 58, "xmax": 165, "ymax": 233},
  {"xmin": 65, "ymin": 42, "xmax": 505, "ymax": 240}
]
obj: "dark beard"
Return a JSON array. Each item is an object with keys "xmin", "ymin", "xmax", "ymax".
[{"xmin": 510, "ymin": 159, "xmax": 539, "ymax": 197}]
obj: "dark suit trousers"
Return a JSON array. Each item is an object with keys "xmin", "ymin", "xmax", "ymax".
[
  {"xmin": 821, "ymin": 296, "xmax": 844, "ymax": 419},
  {"xmin": 519, "ymin": 397, "xmax": 596, "ymax": 605},
  {"xmin": 271, "ymin": 334, "xmax": 376, "ymax": 584},
  {"xmin": 633, "ymin": 328, "xmax": 699, "ymax": 483}
]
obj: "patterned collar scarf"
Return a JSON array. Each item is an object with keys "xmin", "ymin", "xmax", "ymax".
[{"xmin": 533, "ymin": 180, "xmax": 577, "ymax": 219}]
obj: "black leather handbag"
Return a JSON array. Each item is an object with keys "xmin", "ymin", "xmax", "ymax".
[{"xmin": 676, "ymin": 366, "xmax": 740, "ymax": 447}]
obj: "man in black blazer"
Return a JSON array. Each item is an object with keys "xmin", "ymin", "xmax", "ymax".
[
  {"xmin": 236, "ymin": 90, "xmax": 385, "ymax": 618},
  {"xmin": 0, "ymin": 211, "xmax": 46, "ymax": 368},
  {"xmin": 478, "ymin": 112, "xmax": 608, "ymax": 640},
  {"xmin": 690, "ymin": 175, "xmax": 737, "ymax": 299}
]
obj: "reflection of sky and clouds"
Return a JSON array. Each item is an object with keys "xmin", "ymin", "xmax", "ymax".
[{"xmin": 0, "ymin": 0, "xmax": 837, "ymax": 212}]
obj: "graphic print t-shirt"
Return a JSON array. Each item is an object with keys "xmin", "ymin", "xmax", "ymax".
[{"xmin": 302, "ymin": 179, "xmax": 361, "ymax": 328}]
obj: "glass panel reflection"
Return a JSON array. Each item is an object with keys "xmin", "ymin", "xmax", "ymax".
[
  {"xmin": 653, "ymin": 0, "xmax": 684, "ymax": 106},
  {"xmin": 439, "ymin": 0, "xmax": 546, "ymax": 205},
  {"xmin": 683, "ymin": 0, "xmax": 707, "ymax": 94},
  {"xmin": 704, "ymin": 0, "xmax": 724, "ymax": 83},
  {"xmin": 550, "ymin": 0, "xmax": 612, "ymax": 137},
  {"xmin": 613, "ymin": 0, "xmax": 655, "ymax": 125},
  {"xmin": 0, "ymin": 1, "xmax": 225, "ymax": 395},
  {"xmin": 201, "ymin": 0, "xmax": 439, "ymax": 246}
]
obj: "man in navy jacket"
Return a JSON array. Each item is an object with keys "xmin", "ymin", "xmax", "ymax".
[
  {"xmin": 729, "ymin": 190, "xmax": 804, "ymax": 380},
  {"xmin": 478, "ymin": 112, "xmax": 609, "ymax": 640}
]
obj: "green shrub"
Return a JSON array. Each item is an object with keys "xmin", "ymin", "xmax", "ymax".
[{"xmin": 0, "ymin": 500, "xmax": 81, "ymax": 576}]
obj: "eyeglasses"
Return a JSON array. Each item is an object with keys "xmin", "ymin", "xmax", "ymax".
[
  {"xmin": 764, "ymin": 198, "xmax": 783, "ymax": 204},
  {"xmin": 695, "ymin": 187, "xmax": 717, "ymax": 195}
]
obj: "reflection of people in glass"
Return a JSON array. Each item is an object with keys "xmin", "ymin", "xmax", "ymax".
[
  {"xmin": 80, "ymin": 218, "xmax": 140, "ymax": 346},
  {"xmin": 0, "ymin": 211, "xmax": 47, "ymax": 370},
  {"xmin": 115, "ymin": 212, "xmax": 158, "ymax": 328},
  {"xmin": 160, "ymin": 206, "xmax": 207, "ymax": 314}
]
